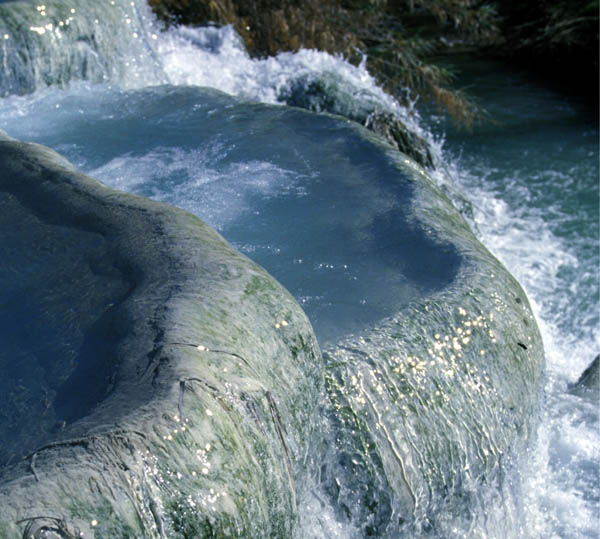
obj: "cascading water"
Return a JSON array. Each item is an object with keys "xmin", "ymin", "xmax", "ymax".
[
  {"xmin": 0, "ymin": 0, "xmax": 596, "ymax": 537},
  {"xmin": 423, "ymin": 56, "xmax": 599, "ymax": 538},
  {"xmin": 0, "ymin": 0, "xmax": 165, "ymax": 94}
]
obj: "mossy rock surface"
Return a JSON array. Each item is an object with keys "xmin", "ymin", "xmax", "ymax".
[
  {"xmin": 315, "ymin": 148, "xmax": 545, "ymax": 536},
  {"xmin": 0, "ymin": 136, "xmax": 322, "ymax": 537}
]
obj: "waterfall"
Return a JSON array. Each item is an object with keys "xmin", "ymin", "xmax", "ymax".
[{"xmin": 0, "ymin": 0, "xmax": 164, "ymax": 95}]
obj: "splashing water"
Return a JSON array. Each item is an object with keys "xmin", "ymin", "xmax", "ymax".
[
  {"xmin": 0, "ymin": 2, "xmax": 596, "ymax": 537},
  {"xmin": 423, "ymin": 57, "xmax": 599, "ymax": 538}
]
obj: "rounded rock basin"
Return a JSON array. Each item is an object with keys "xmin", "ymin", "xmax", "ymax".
[{"xmin": 0, "ymin": 187, "xmax": 131, "ymax": 467}]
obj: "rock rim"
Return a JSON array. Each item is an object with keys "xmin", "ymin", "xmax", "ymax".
[{"xmin": 0, "ymin": 134, "xmax": 322, "ymax": 537}]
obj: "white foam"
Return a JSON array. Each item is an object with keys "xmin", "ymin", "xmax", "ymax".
[
  {"xmin": 158, "ymin": 25, "xmax": 371, "ymax": 103},
  {"xmin": 296, "ymin": 488, "xmax": 360, "ymax": 539},
  {"xmin": 462, "ymin": 175, "xmax": 595, "ymax": 372},
  {"xmin": 435, "ymin": 149, "xmax": 599, "ymax": 538},
  {"xmin": 154, "ymin": 24, "xmax": 430, "ymax": 138},
  {"xmin": 89, "ymin": 146, "xmax": 302, "ymax": 231},
  {"xmin": 522, "ymin": 395, "xmax": 599, "ymax": 539}
]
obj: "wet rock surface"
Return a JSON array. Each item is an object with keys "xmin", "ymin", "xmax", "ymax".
[{"xmin": 0, "ymin": 135, "xmax": 322, "ymax": 537}]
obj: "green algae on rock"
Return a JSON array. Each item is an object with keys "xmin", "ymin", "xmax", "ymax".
[
  {"xmin": 0, "ymin": 134, "xmax": 322, "ymax": 537},
  {"xmin": 314, "ymin": 146, "xmax": 545, "ymax": 536},
  {"xmin": 279, "ymin": 73, "xmax": 434, "ymax": 168}
]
